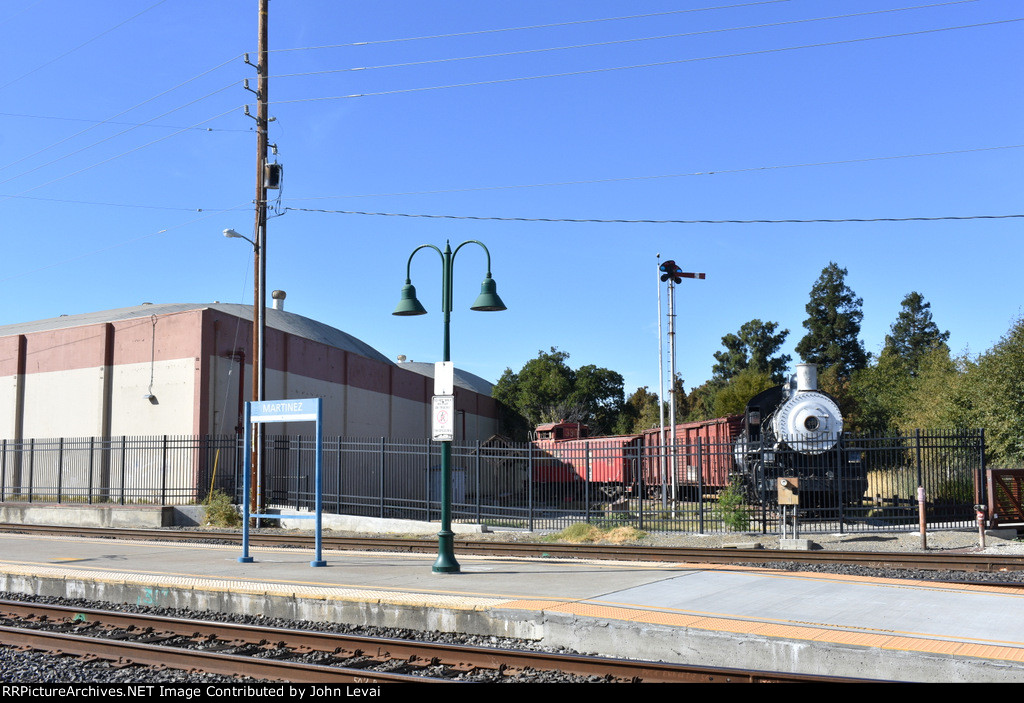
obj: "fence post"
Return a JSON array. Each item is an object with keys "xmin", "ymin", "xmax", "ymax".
[
  {"xmin": 697, "ymin": 437, "xmax": 704, "ymax": 534},
  {"xmin": 27, "ymin": 439, "xmax": 34, "ymax": 503},
  {"xmin": 87, "ymin": 437, "xmax": 95, "ymax": 505},
  {"xmin": 835, "ymin": 435, "xmax": 845, "ymax": 533},
  {"xmin": 1, "ymin": 438, "xmax": 5, "ymax": 503},
  {"xmin": 335, "ymin": 437, "xmax": 342, "ymax": 515},
  {"xmin": 636, "ymin": 443, "xmax": 644, "ymax": 532},
  {"xmin": 161, "ymin": 436, "xmax": 168, "ymax": 505},
  {"xmin": 378, "ymin": 437, "xmax": 385, "ymax": 519},
  {"xmin": 584, "ymin": 442, "xmax": 592, "ymax": 523},
  {"xmin": 758, "ymin": 439, "xmax": 767, "ymax": 533},
  {"xmin": 528, "ymin": 442, "xmax": 534, "ymax": 532},
  {"xmin": 978, "ymin": 428, "xmax": 987, "ymax": 516},
  {"xmin": 119, "ymin": 437, "xmax": 127, "ymax": 505},
  {"xmin": 475, "ymin": 439, "xmax": 481, "ymax": 525},
  {"xmin": 57, "ymin": 437, "xmax": 64, "ymax": 503},
  {"xmin": 914, "ymin": 428, "xmax": 924, "ymax": 529},
  {"xmin": 425, "ymin": 439, "xmax": 432, "ymax": 522}
]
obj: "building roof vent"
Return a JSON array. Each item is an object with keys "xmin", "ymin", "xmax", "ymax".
[{"xmin": 271, "ymin": 290, "xmax": 286, "ymax": 311}]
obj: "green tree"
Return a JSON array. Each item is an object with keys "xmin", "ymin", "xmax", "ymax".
[
  {"xmin": 493, "ymin": 348, "xmax": 625, "ymax": 439},
  {"xmin": 712, "ymin": 368, "xmax": 774, "ymax": 417},
  {"xmin": 963, "ymin": 318, "xmax": 1024, "ymax": 466},
  {"xmin": 572, "ymin": 364, "xmax": 626, "ymax": 436},
  {"xmin": 849, "ymin": 293, "xmax": 952, "ymax": 434},
  {"xmin": 895, "ymin": 346, "xmax": 969, "ymax": 434},
  {"xmin": 615, "ymin": 386, "xmax": 662, "ymax": 435},
  {"xmin": 712, "ymin": 319, "xmax": 791, "ymax": 384},
  {"xmin": 795, "ymin": 262, "xmax": 868, "ymax": 378},
  {"xmin": 882, "ymin": 292, "xmax": 950, "ymax": 376},
  {"xmin": 848, "ymin": 352, "xmax": 905, "ymax": 434},
  {"xmin": 683, "ymin": 379, "xmax": 719, "ymax": 422}
]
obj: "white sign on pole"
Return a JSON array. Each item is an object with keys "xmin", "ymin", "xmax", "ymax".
[
  {"xmin": 432, "ymin": 395, "xmax": 455, "ymax": 441},
  {"xmin": 434, "ymin": 361, "xmax": 454, "ymax": 396}
]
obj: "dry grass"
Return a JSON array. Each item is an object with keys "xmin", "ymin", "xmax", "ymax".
[{"xmin": 542, "ymin": 523, "xmax": 646, "ymax": 544}]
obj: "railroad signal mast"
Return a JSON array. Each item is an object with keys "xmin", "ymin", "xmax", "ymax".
[{"xmin": 656, "ymin": 257, "xmax": 706, "ymax": 505}]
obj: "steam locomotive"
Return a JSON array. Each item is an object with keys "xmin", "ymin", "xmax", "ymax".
[{"xmin": 732, "ymin": 363, "xmax": 866, "ymax": 506}]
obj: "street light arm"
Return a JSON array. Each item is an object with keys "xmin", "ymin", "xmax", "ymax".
[
  {"xmin": 403, "ymin": 243, "xmax": 443, "ymax": 283},
  {"xmin": 451, "ymin": 239, "xmax": 494, "ymax": 276},
  {"xmin": 223, "ymin": 228, "xmax": 258, "ymax": 249}
]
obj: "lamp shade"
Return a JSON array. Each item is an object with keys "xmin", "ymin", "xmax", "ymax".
[
  {"xmin": 470, "ymin": 275, "xmax": 507, "ymax": 312},
  {"xmin": 393, "ymin": 282, "xmax": 427, "ymax": 316}
]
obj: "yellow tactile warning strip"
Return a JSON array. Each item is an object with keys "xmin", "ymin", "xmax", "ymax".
[{"xmin": 495, "ymin": 599, "xmax": 1024, "ymax": 664}]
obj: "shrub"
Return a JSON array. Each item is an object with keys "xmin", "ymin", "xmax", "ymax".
[
  {"xmin": 714, "ymin": 477, "xmax": 751, "ymax": 531},
  {"xmin": 203, "ymin": 489, "xmax": 242, "ymax": 528}
]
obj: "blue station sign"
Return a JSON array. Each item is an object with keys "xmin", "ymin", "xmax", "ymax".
[{"xmin": 250, "ymin": 397, "xmax": 322, "ymax": 423}]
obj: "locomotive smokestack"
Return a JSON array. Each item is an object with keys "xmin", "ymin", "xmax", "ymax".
[{"xmin": 795, "ymin": 363, "xmax": 818, "ymax": 392}]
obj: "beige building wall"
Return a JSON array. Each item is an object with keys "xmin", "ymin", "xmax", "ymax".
[{"xmin": 0, "ymin": 305, "xmax": 502, "ymax": 444}]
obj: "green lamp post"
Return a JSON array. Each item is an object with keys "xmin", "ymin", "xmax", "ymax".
[{"xmin": 393, "ymin": 240, "xmax": 506, "ymax": 573}]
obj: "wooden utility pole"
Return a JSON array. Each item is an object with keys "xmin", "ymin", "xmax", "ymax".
[{"xmin": 249, "ymin": 0, "xmax": 270, "ymax": 515}]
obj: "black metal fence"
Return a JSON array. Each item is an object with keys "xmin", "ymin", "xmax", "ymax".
[
  {"xmin": 0, "ymin": 430, "xmax": 986, "ymax": 534},
  {"xmin": 0, "ymin": 436, "xmax": 241, "ymax": 506}
]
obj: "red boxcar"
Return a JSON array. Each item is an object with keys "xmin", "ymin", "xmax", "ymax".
[
  {"xmin": 641, "ymin": 416, "xmax": 743, "ymax": 497},
  {"xmin": 530, "ymin": 422, "xmax": 643, "ymax": 489}
]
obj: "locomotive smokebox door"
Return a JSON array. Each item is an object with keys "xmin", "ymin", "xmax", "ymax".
[{"xmin": 777, "ymin": 477, "xmax": 799, "ymax": 506}]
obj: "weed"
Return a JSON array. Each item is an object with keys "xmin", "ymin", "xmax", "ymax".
[
  {"xmin": 714, "ymin": 477, "xmax": 751, "ymax": 531},
  {"xmin": 203, "ymin": 489, "xmax": 241, "ymax": 528}
]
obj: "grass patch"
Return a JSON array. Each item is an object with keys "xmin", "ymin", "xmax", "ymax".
[{"xmin": 541, "ymin": 522, "xmax": 646, "ymax": 544}]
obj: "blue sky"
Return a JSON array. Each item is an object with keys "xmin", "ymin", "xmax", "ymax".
[{"xmin": 1, "ymin": 0, "xmax": 1021, "ymax": 401}]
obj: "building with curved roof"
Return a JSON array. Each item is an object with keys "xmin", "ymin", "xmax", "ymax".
[{"xmin": 0, "ymin": 303, "xmax": 500, "ymax": 442}]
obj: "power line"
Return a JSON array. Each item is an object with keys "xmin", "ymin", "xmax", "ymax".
[
  {"xmin": 269, "ymin": 0, "xmax": 795, "ymax": 53},
  {"xmin": 0, "ymin": 58, "xmax": 242, "ymax": 177},
  {"xmin": 270, "ymin": 1, "xmax": 985, "ymax": 80},
  {"xmin": 286, "ymin": 144, "xmax": 1024, "ymax": 201},
  {"xmin": 0, "ymin": 202, "xmax": 251, "ymax": 284},
  {"xmin": 0, "ymin": 193, "xmax": 208, "ymax": 211},
  {"xmin": 0, "ymin": 111, "xmax": 249, "ymax": 132},
  {"xmin": 284, "ymin": 208, "xmax": 1024, "ymax": 225},
  {"xmin": 3, "ymin": 142, "xmax": 1018, "ymax": 213},
  {"xmin": 0, "ymin": 0, "xmax": 170, "ymax": 92},
  {"xmin": 0, "ymin": 85, "xmax": 241, "ymax": 189},
  {"xmin": 0, "ymin": 105, "xmax": 242, "ymax": 205},
  {"xmin": 269, "ymin": 17, "xmax": 1024, "ymax": 104}
]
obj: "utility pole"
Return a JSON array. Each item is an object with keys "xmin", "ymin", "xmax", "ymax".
[{"xmin": 245, "ymin": 0, "xmax": 270, "ymax": 515}]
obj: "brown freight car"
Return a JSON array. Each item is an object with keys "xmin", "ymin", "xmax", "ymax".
[{"xmin": 641, "ymin": 415, "xmax": 743, "ymax": 499}]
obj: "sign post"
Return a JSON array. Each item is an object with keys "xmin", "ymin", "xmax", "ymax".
[{"xmin": 239, "ymin": 397, "xmax": 325, "ymax": 567}]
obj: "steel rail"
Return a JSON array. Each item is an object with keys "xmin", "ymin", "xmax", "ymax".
[
  {"xmin": 0, "ymin": 599, "xmax": 869, "ymax": 683},
  {"xmin": 1, "ymin": 523, "xmax": 1022, "ymax": 573}
]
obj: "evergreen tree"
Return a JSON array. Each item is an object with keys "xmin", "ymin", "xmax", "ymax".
[
  {"xmin": 712, "ymin": 319, "xmax": 791, "ymax": 384},
  {"xmin": 882, "ymin": 292, "xmax": 950, "ymax": 376},
  {"xmin": 795, "ymin": 262, "xmax": 868, "ymax": 377}
]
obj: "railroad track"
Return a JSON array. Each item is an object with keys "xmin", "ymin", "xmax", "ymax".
[
  {"xmin": 2, "ymin": 523, "xmax": 1022, "ymax": 574},
  {"xmin": 0, "ymin": 599, "xmax": 861, "ymax": 683}
]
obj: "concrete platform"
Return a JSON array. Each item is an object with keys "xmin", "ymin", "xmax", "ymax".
[{"xmin": 0, "ymin": 532, "xmax": 1022, "ymax": 682}]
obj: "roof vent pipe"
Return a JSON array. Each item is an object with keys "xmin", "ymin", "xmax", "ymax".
[
  {"xmin": 271, "ymin": 290, "xmax": 286, "ymax": 311},
  {"xmin": 795, "ymin": 363, "xmax": 818, "ymax": 392}
]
